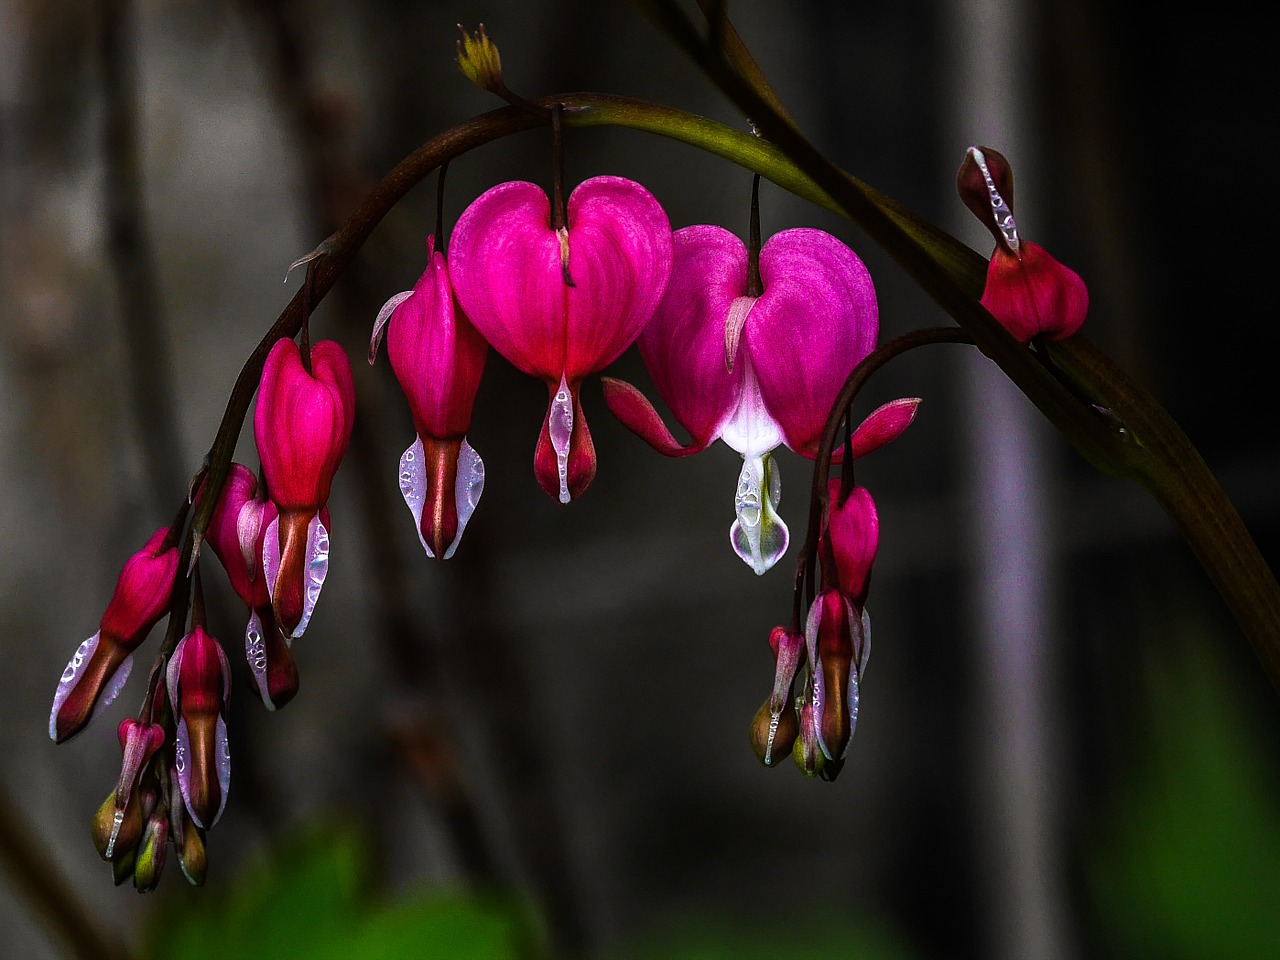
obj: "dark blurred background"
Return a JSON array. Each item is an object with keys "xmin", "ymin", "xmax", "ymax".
[{"xmin": 2, "ymin": 1, "xmax": 1278, "ymax": 958}]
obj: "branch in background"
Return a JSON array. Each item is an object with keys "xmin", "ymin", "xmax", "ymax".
[
  {"xmin": 0, "ymin": 783, "xmax": 130, "ymax": 960},
  {"xmin": 97, "ymin": 0, "xmax": 187, "ymax": 504}
]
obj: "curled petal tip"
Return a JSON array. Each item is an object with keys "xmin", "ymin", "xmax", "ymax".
[{"xmin": 601, "ymin": 377, "xmax": 705, "ymax": 458}]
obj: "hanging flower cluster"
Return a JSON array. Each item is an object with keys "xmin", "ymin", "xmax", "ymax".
[{"xmin": 46, "ymin": 23, "xmax": 1091, "ymax": 884}]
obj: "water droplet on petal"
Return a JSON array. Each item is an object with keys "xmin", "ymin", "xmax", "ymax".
[
  {"xmin": 398, "ymin": 436, "xmax": 434, "ymax": 558},
  {"xmin": 244, "ymin": 610, "xmax": 272, "ymax": 706},
  {"xmin": 211, "ymin": 715, "xmax": 231, "ymax": 828},
  {"xmin": 549, "ymin": 374, "xmax": 574, "ymax": 505},
  {"xmin": 104, "ymin": 807, "xmax": 126, "ymax": 860},
  {"xmin": 290, "ymin": 516, "xmax": 329, "ymax": 639},
  {"xmin": 49, "ymin": 632, "xmax": 101, "ymax": 739},
  {"xmin": 443, "ymin": 438, "xmax": 485, "ymax": 560}
]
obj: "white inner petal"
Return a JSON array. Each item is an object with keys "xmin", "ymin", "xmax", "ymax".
[
  {"xmin": 718, "ymin": 351, "xmax": 782, "ymax": 459},
  {"xmin": 729, "ymin": 452, "xmax": 789, "ymax": 575}
]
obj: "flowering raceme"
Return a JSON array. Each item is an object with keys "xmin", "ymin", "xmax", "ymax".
[
  {"xmin": 448, "ymin": 176, "xmax": 672, "ymax": 503},
  {"xmin": 50, "ymin": 527, "xmax": 180, "ymax": 743},
  {"xmin": 958, "ymin": 145, "xmax": 1088, "ymax": 342},
  {"xmin": 254, "ymin": 337, "xmax": 354, "ymax": 638},
  {"xmin": 371, "ymin": 235, "xmax": 488, "ymax": 559},
  {"xmin": 603, "ymin": 224, "xmax": 903, "ymax": 574}
]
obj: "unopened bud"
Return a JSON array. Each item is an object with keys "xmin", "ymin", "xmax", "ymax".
[
  {"xmin": 749, "ymin": 696, "xmax": 798, "ymax": 767},
  {"xmin": 91, "ymin": 789, "xmax": 143, "ymax": 863},
  {"xmin": 456, "ymin": 23, "xmax": 505, "ymax": 95},
  {"xmin": 132, "ymin": 814, "xmax": 169, "ymax": 893}
]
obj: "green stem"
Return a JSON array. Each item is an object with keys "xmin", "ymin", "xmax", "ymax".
[{"xmin": 1046, "ymin": 336, "xmax": 1280, "ymax": 687}]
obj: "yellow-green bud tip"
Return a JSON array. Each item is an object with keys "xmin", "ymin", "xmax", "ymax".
[{"xmin": 456, "ymin": 23, "xmax": 504, "ymax": 94}]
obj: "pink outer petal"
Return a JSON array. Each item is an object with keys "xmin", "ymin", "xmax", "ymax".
[
  {"xmin": 205, "ymin": 464, "xmax": 259, "ymax": 608},
  {"xmin": 447, "ymin": 181, "xmax": 571, "ymax": 379},
  {"xmin": 745, "ymin": 228, "xmax": 878, "ymax": 454},
  {"xmin": 387, "ymin": 237, "xmax": 488, "ymax": 439},
  {"xmin": 824, "ymin": 482, "xmax": 879, "ymax": 604},
  {"xmin": 637, "ymin": 224, "xmax": 746, "ymax": 449},
  {"xmin": 562, "ymin": 176, "xmax": 673, "ymax": 377},
  {"xmin": 254, "ymin": 339, "xmax": 354, "ymax": 511},
  {"xmin": 982, "ymin": 241, "xmax": 1088, "ymax": 343},
  {"xmin": 99, "ymin": 528, "xmax": 179, "ymax": 643},
  {"xmin": 600, "ymin": 377, "xmax": 706, "ymax": 457}
]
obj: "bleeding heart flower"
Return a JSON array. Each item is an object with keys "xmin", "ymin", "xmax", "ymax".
[
  {"xmin": 371, "ymin": 235, "xmax": 488, "ymax": 559},
  {"xmin": 448, "ymin": 176, "xmax": 673, "ymax": 503},
  {"xmin": 958, "ymin": 145, "xmax": 1088, "ymax": 342},
  {"xmin": 166, "ymin": 625, "xmax": 232, "ymax": 830},
  {"xmin": 253, "ymin": 337, "xmax": 354, "ymax": 638},
  {"xmin": 603, "ymin": 224, "xmax": 906, "ymax": 574},
  {"xmin": 205, "ymin": 463, "xmax": 300, "ymax": 710},
  {"xmin": 50, "ymin": 527, "xmax": 179, "ymax": 743}
]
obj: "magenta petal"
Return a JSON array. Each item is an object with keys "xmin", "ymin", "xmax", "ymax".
[
  {"xmin": 562, "ymin": 176, "xmax": 673, "ymax": 377},
  {"xmin": 847, "ymin": 397, "xmax": 921, "ymax": 460},
  {"xmin": 637, "ymin": 224, "xmax": 745, "ymax": 447},
  {"xmin": 448, "ymin": 181, "xmax": 570, "ymax": 378},
  {"xmin": 386, "ymin": 236, "xmax": 488, "ymax": 439},
  {"xmin": 982, "ymin": 241, "xmax": 1089, "ymax": 343},
  {"xmin": 205, "ymin": 464, "xmax": 260, "ymax": 607},
  {"xmin": 824, "ymin": 483, "xmax": 879, "ymax": 605},
  {"xmin": 254, "ymin": 339, "xmax": 354, "ymax": 511},
  {"xmin": 746, "ymin": 228, "xmax": 878, "ymax": 455},
  {"xmin": 600, "ymin": 377, "xmax": 705, "ymax": 457}
]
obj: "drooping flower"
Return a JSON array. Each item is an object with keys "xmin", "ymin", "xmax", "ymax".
[
  {"xmin": 448, "ymin": 176, "xmax": 673, "ymax": 503},
  {"xmin": 804, "ymin": 482, "xmax": 877, "ymax": 770},
  {"xmin": 253, "ymin": 337, "xmax": 354, "ymax": 638},
  {"xmin": 958, "ymin": 145, "xmax": 1088, "ymax": 342},
  {"xmin": 603, "ymin": 224, "xmax": 907, "ymax": 574},
  {"xmin": 205, "ymin": 463, "xmax": 299, "ymax": 710},
  {"xmin": 50, "ymin": 527, "xmax": 180, "ymax": 743},
  {"xmin": 166, "ymin": 625, "xmax": 231, "ymax": 830},
  {"xmin": 371, "ymin": 235, "xmax": 488, "ymax": 559}
]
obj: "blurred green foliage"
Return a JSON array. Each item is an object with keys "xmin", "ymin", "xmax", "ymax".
[
  {"xmin": 605, "ymin": 915, "xmax": 920, "ymax": 960},
  {"xmin": 1088, "ymin": 638, "xmax": 1280, "ymax": 959},
  {"xmin": 147, "ymin": 824, "xmax": 526, "ymax": 960}
]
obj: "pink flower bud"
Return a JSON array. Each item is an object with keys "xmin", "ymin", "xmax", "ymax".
[
  {"xmin": 254, "ymin": 338, "xmax": 351, "ymax": 637},
  {"xmin": 371, "ymin": 236, "xmax": 488, "ymax": 559},
  {"xmin": 166, "ymin": 627, "xmax": 231, "ymax": 830},
  {"xmin": 822, "ymin": 482, "xmax": 879, "ymax": 606},
  {"xmin": 50, "ymin": 528, "xmax": 179, "ymax": 743},
  {"xmin": 254, "ymin": 338, "xmax": 354, "ymax": 513},
  {"xmin": 959, "ymin": 146, "xmax": 1088, "ymax": 342}
]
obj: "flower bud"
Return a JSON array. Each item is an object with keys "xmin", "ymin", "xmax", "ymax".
[
  {"xmin": 169, "ymin": 776, "xmax": 208, "ymax": 886},
  {"xmin": 958, "ymin": 146, "xmax": 1088, "ymax": 342},
  {"xmin": 91, "ymin": 788, "xmax": 143, "ymax": 863},
  {"xmin": 167, "ymin": 627, "xmax": 231, "ymax": 830},
  {"xmin": 132, "ymin": 811, "xmax": 169, "ymax": 893},
  {"xmin": 455, "ymin": 23, "xmax": 504, "ymax": 94},
  {"xmin": 50, "ymin": 528, "xmax": 179, "ymax": 743}
]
